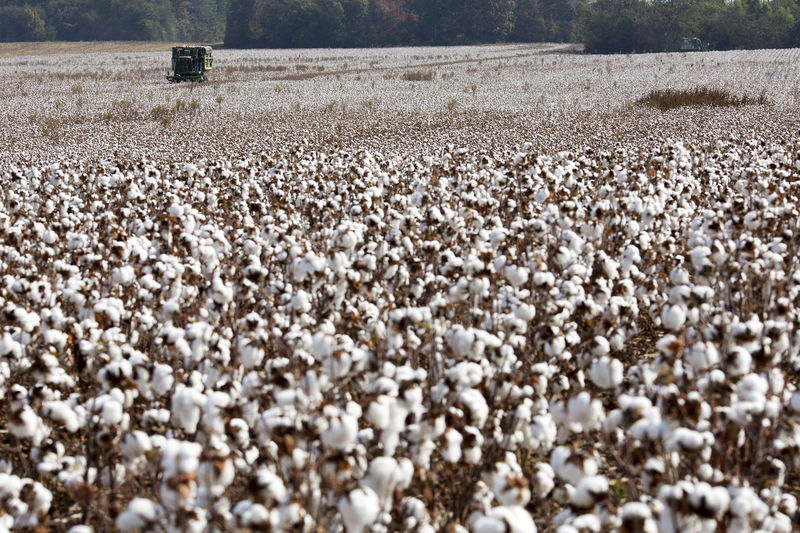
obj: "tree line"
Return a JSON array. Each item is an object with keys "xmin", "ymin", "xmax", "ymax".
[
  {"xmin": 0, "ymin": 0, "xmax": 226, "ymax": 42},
  {"xmin": 224, "ymin": 0, "xmax": 582, "ymax": 48},
  {"xmin": 582, "ymin": 0, "xmax": 800, "ymax": 53},
  {"xmin": 2, "ymin": 0, "xmax": 800, "ymax": 54}
]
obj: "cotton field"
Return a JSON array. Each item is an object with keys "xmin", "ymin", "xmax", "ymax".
[
  {"xmin": 1, "ymin": 43, "xmax": 800, "ymax": 532},
  {"xmin": 1, "ymin": 43, "xmax": 800, "ymax": 160}
]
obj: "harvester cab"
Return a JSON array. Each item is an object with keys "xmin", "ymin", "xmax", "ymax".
[
  {"xmin": 679, "ymin": 37, "xmax": 709, "ymax": 52},
  {"xmin": 167, "ymin": 45, "xmax": 213, "ymax": 83}
]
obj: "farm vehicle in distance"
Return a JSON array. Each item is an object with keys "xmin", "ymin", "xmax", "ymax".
[
  {"xmin": 168, "ymin": 46, "xmax": 213, "ymax": 83},
  {"xmin": 680, "ymin": 37, "xmax": 709, "ymax": 52}
]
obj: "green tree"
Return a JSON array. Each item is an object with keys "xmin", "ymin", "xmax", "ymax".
[
  {"xmin": 509, "ymin": 0, "xmax": 548, "ymax": 42},
  {"xmin": 247, "ymin": 0, "xmax": 345, "ymax": 47},
  {"xmin": 226, "ymin": 0, "xmax": 256, "ymax": 46},
  {"xmin": 0, "ymin": 5, "xmax": 52, "ymax": 41},
  {"xmin": 47, "ymin": 0, "xmax": 102, "ymax": 41}
]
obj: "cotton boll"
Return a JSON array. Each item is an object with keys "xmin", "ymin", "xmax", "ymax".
[
  {"xmin": 160, "ymin": 439, "xmax": 202, "ymax": 477},
  {"xmin": 211, "ymin": 276, "xmax": 233, "ymax": 304},
  {"xmin": 233, "ymin": 501, "xmax": 271, "ymax": 530},
  {"xmin": 529, "ymin": 413, "xmax": 557, "ymax": 451},
  {"xmin": 111, "ymin": 265, "xmax": 135, "ymax": 286},
  {"xmin": 116, "ymin": 498, "xmax": 163, "ymax": 532},
  {"xmin": 621, "ymin": 502, "xmax": 657, "ymax": 533},
  {"xmin": 170, "ymin": 385, "xmax": 205, "ymax": 434},
  {"xmin": 270, "ymin": 502, "xmax": 307, "ymax": 531},
  {"xmin": 550, "ymin": 446, "xmax": 597, "ymax": 485},
  {"xmin": 665, "ymin": 427, "xmax": 711, "ymax": 455},
  {"xmin": 311, "ymin": 330, "xmax": 337, "ymax": 362},
  {"xmin": 446, "ymin": 326, "xmax": 476, "ymax": 358},
  {"xmin": 338, "ymin": 487, "xmax": 380, "ymax": 533},
  {"xmin": 513, "ymin": 303, "xmax": 536, "ymax": 321},
  {"xmin": 566, "ymin": 392, "xmax": 605, "ymax": 432},
  {"xmin": 321, "ymin": 409, "xmax": 359, "ymax": 452},
  {"xmin": 98, "ymin": 395, "xmax": 124, "ymax": 425},
  {"xmin": 150, "ymin": 364, "xmax": 174, "ymax": 397},
  {"xmin": 197, "ymin": 455, "xmax": 235, "ymax": 498},
  {"xmin": 441, "ymin": 427, "xmax": 463, "ymax": 463},
  {"xmin": 688, "ymin": 482, "xmax": 730, "ymax": 518},
  {"xmin": 9, "ymin": 406, "xmax": 48, "ymax": 445},
  {"xmin": 566, "ymin": 513, "xmax": 601, "ymax": 532},
  {"xmin": 0, "ymin": 332, "xmax": 22, "ymax": 359},
  {"xmin": 493, "ymin": 475, "xmax": 531, "ymax": 507},
  {"xmin": 121, "ymin": 431, "xmax": 152, "ymax": 461},
  {"xmin": 239, "ymin": 341, "xmax": 265, "ymax": 369},
  {"xmin": 532, "ymin": 463, "xmax": 555, "ymax": 498},
  {"xmin": 588, "ymin": 357, "xmax": 623, "ymax": 389},
  {"xmin": 534, "ymin": 186, "xmax": 549, "ymax": 203},
  {"xmin": 366, "ymin": 395, "xmax": 392, "ymax": 430},
  {"xmin": 473, "ymin": 506, "xmax": 536, "ymax": 533},
  {"xmin": 532, "ymin": 270, "xmax": 556, "ymax": 288},
  {"xmin": 571, "ymin": 475, "xmax": 609, "ymax": 509},
  {"xmin": 42, "ymin": 400, "xmax": 82, "ymax": 432},
  {"xmin": 291, "ymin": 290, "xmax": 312, "ymax": 313},
  {"xmin": 457, "ymin": 388, "xmax": 489, "ymax": 428},
  {"xmin": 363, "ymin": 457, "xmax": 413, "ymax": 508},
  {"xmin": 685, "ymin": 342, "xmax": 719, "ymax": 372},
  {"xmin": 251, "ymin": 467, "xmax": 287, "ymax": 505},
  {"xmin": 42, "ymin": 328, "xmax": 68, "ymax": 351},
  {"xmin": 726, "ymin": 347, "xmax": 751, "ymax": 376},
  {"xmin": 462, "ymin": 426, "xmax": 484, "ymax": 464},
  {"xmin": 590, "ymin": 336, "xmax": 610, "ymax": 357},
  {"xmin": 737, "ymin": 373, "xmax": 768, "ymax": 403},
  {"xmin": 661, "ymin": 304, "xmax": 686, "ymax": 331},
  {"xmin": 504, "ymin": 265, "xmax": 529, "ymax": 287}
]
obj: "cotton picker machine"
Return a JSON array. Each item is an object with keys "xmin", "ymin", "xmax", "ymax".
[{"xmin": 167, "ymin": 46, "xmax": 213, "ymax": 83}]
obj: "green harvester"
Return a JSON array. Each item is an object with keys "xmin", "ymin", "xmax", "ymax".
[{"xmin": 167, "ymin": 45, "xmax": 213, "ymax": 83}]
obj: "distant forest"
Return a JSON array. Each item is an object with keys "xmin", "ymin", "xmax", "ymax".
[
  {"xmin": 0, "ymin": 0, "xmax": 227, "ymax": 42},
  {"xmin": 2, "ymin": 0, "xmax": 800, "ymax": 53}
]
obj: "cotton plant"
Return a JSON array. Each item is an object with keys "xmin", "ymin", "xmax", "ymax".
[{"xmin": 1, "ymin": 134, "xmax": 800, "ymax": 531}]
